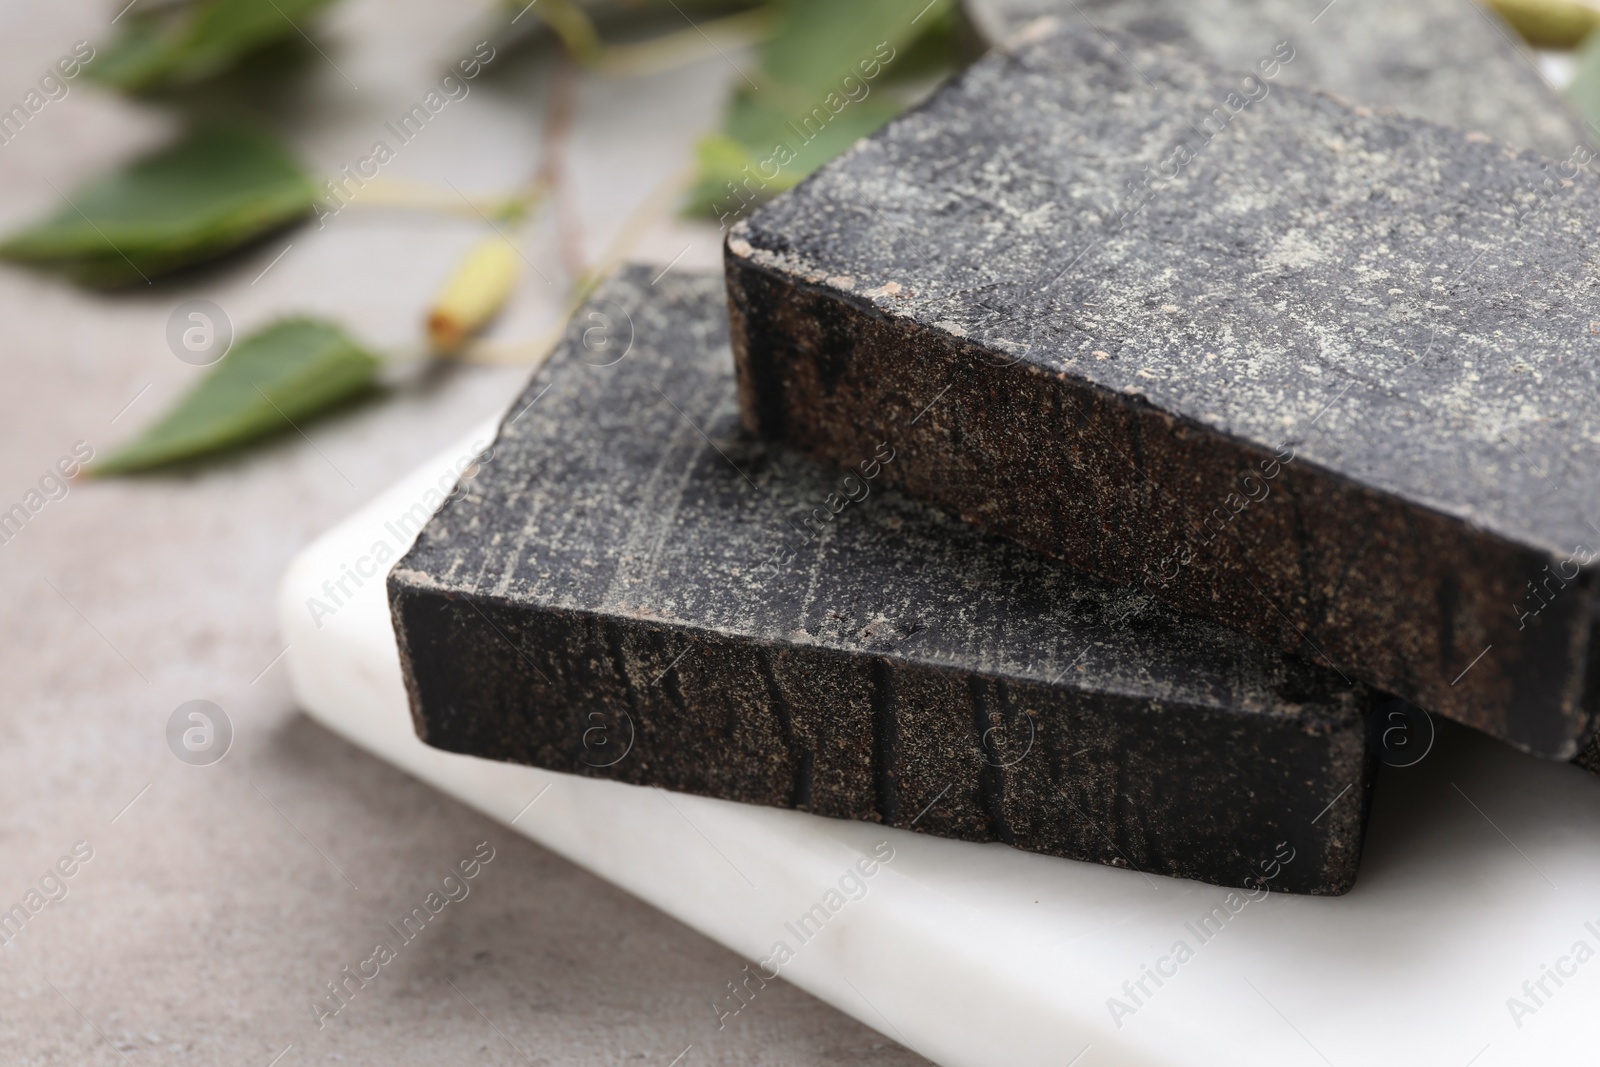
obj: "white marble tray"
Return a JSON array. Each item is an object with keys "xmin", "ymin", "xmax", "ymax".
[{"xmin": 279, "ymin": 421, "xmax": 1600, "ymax": 1067}]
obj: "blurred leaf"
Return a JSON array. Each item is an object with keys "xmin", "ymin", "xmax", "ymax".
[
  {"xmin": 686, "ymin": 0, "xmax": 961, "ymax": 219},
  {"xmin": 1566, "ymin": 27, "xmax": 1600, "ymax": 128},
  {"xmin": 0, "ymin": 125, "xmax": 316, "ymax": 288},
  {"xmin": 1488, "ymin": 0, "xmax": 1600, "ymax": 49},
  {"xmin": 689, "ymin": 133, "xmax": 762, "ymax": 202},
  {"xmin": 758, "ymin": 0, "xmax": 951, "ymax": 96},
  {"xmin": 874, "ymin": 2, "xmax": 973, "ymax": 86},
  {"xmin": 95, "ymin": 319, "xmax": 381, "ymax": 475},
  {"xmin": 92, "ymin": 0, "xmax": 341, "ymax": 93},
  {"xmin": 684, "ymin": 92, "xmax": 900, "ymax": 215}
]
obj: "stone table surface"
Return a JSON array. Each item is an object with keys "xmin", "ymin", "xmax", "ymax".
[{"xmin": 0, "ymin": 1, "xmax": 927, "ymax": 1063}]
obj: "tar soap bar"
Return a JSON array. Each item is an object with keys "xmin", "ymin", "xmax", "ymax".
[
  {"xmin": 389, "ymin": 268, "xmax": 1375, "ymax": 894},
  {"xmin": 967, "ymin": 0, "xmax": 1588, "ymax": 159},
  {"xmin": 725, "ymin": 20, "xmax": 1600, "ymax": 759}
]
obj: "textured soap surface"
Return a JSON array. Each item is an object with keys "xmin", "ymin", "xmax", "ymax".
[
  {"xmin": 725, "ymin": 21, "xmax": 1600, "ymax": 758},
  {"xmin": 968, "ymin": 0, "xmax": 1587, "ymax": 159},
  {"xmin": 389, "ymin": 268, "xmax": 1374, "ymax": 894}
]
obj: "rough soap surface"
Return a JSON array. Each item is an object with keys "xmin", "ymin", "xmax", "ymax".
[
  {"xmin": 968, "ymin": 0, "xmax": 1588, "ymax": 159},
  {"xmin": 726, "ymin": 21, "xmax": 1600, "ymax": 758},
  {"xmin": 389, "ymin": 269, "xmax": 1374, "ymax": 894}
]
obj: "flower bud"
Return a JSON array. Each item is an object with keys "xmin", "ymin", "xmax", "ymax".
[{"xmin": 426, "ymin": 237, "xmax": 519, "ymax": 352}]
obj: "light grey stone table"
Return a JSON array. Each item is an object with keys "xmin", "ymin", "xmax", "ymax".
[{"xmin": 0, "ymin": 1, "xmax": 927, "ymax": 1062}]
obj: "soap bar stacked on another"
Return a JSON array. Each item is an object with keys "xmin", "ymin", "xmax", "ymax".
[
  {"xmin": 726, "ymin": 18, "xmax": 1600, "ymax": 760},
  {"xmin": 390, "ymin": 269, "xmax": 1373, "ymax": 895},
  {"xmin": 388, "ymin": 11, "xmax": 1599, "ymax": 898}
]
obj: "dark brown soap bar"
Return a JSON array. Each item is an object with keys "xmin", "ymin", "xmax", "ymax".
[
  {"xmin": 967, "ymin": 0, "xmax": 1588, "ymax": 159},
  {"xmin": 389, "ymin": 268, "xmax": 1375, "ymax": 895},
  {"xmin": 725, "ymin": 20, "xmax": 1600, "ymax": 759},
  {"xmin": 1578, "ymin": 733, "xmax": 1600, "ymax": 776}
]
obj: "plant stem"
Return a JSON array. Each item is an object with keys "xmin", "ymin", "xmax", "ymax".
[
  {"xmin": 596, "ymin": 7, "xmax": 776, "ymax": 77},
  {"xmin": 518, "ymin": 0, "xmax": 604, "ymax": 62},
  {"xmin": 332, "ymin": 177, "xmax": 519, "ymax": 218}
]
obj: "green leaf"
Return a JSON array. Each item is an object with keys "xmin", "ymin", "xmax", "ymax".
[
  {"xmin": 0, "ymin": 125, "xmax": 316, "ymax": 288},
  {"xmin": 95, "ymin": 319, "xmax": 382, "ymax": 475},
  {"xmin": 757, "ymin": 0, "xmax": 951, "ymax": 98},
  {"xmin": 684, "ymin": 133, "xmax": 762, "ymax": 215},
  {"xmin": 873, "ymin": 2, "xmax": 972, "ymax": 87},
  {"xmin": 684, "ymin": 91, "xmax": 902, "ymax": 215},
  {"xmin": 1565, "ymin": 27, "xmax": 1600, "ymax": 129},
  {"xmin": 686, "ymin": 0, "xmax": 961, "ymax": 219},
  {"xmin": 92, "ymin": 0, "xmax": 341, "ymax": 93}
]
